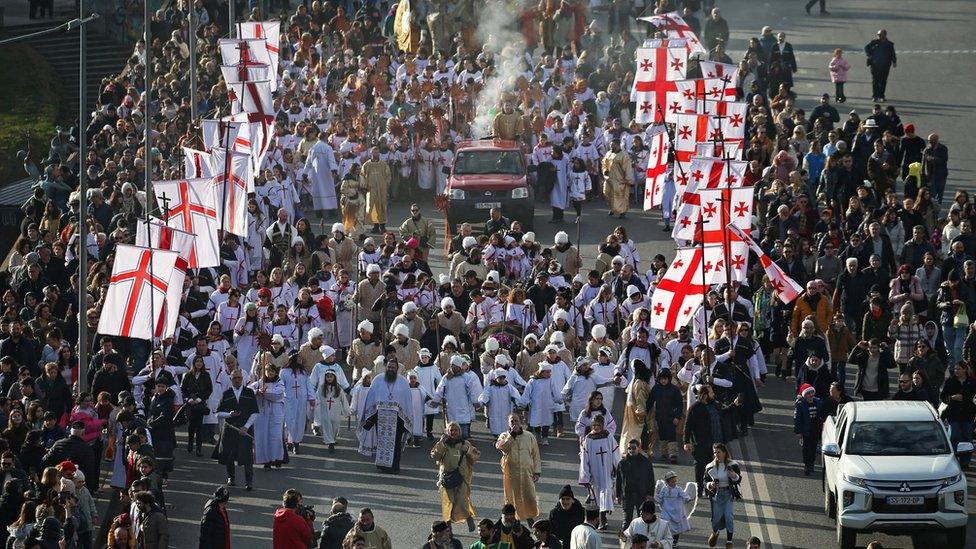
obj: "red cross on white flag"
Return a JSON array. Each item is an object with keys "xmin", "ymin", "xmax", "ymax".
[
  {"xmin": 238, "ymin": 21, "xmax": 281, "ymax": 90},
  {"xmin": 630, "ymin": 44, "xmax": 687, "ymax": 123},
  {"xmin": 699, "ymin": 61, "xmax": 738, "ymax": 80},
  {"xmin": 220, "ymin": 63, "xmax": 272, "ymax": 86},
  {"xmin": 218, "ymin": 38, "xmax": 273, "ymax": 69},
  {"xmin": 135, "ymin": 221, "xmax": 195, "ymax": 338},
  {"xmin": 153, "ymin": 179, "xmax": 220, "ymax": 269},
  {"xmin": 672, "ymin": 156, "xmax": 747, "ymax": 241},
  {"xmin": 672, "ymin": 113, "xmax": 717, "ymax": 163},
  {"xmin": 728, "ymin": 224, "xmax": 804, "ymax": 303},
  {"xmin": 643, "ymin": 127, "xmax": 671, "ymax": 211},
  {"xmin": 97, "ymin": 245, "xmax": 178, "ymax": 340},
  {"xmin": 227, "ymin": 80, "xmax": 274, "ymax": 124},
  {"xmin": 182, "ymin": 147, "xmax": 214, "ymax": 179},
  {"xmin": 695, "ymin": 141, "xmax": 744, "ymax": 161},
  {"xmin": 649, "ymin": 245, "xmax": 726, "ymax": 331},
  {"xmin": 697, "ymin": 186, "xmax": 754, "ymax": 281},
  {"xmin": 638, "ymin": 12, "xmax": 707, "ymax": 57},
  {"xmin": 201, "ymin": 116, "xmax": 267, "ymax": 174},
  {"xmin": 704, "ymin": 100, "xmax": 748, "ymax": 142},
  {"xmin": 209, "ymin": 148, "xmax": 252, "ymax": 237}
]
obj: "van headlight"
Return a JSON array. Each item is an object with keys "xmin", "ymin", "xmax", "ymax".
[
  {"xmin": 511, "ymin": 187, "xmax": 529, "ymax": 199},
  {"xmin": 843, "ymin": 474, "xmax": 867, "ymax": 488},
  {"xmin": 940, "ymin": 474, "xmax": 961, "ymax": 487},
  {"xmin": 449, "ymin": 189, "xmax": 466, "ymax": 200}
]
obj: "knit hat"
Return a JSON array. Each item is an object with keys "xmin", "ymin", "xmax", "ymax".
[
  {"xmin": 904, "ymin": 123, "xmax": 915, "ymax": 133},
  {"xmin": 558, "ymin": 484, "xmax": 575, "ymax": 498},
  {"xmin": 799, "ymin": 383, "xmax": 815, "ymax": 397},
  {"xmin": 57, "ymin": 460, "xmax": 77, "ymax": 474},
  {"xmin": 431, "ymin": 520, "xmax": 449, "ymax": 534}
]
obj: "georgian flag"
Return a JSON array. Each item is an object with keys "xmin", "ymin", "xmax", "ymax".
[
  {"xmin": 699, "ymin": 61, "xmax": 738, "ymax": 80},
  {"xmin": 97, "ymin": 245, "xmax": 178, "ymax": 340},
  {"xmin": 220, "ymin": 63, "xmax": 272, "ymax": 85},
  {"xmin": 218, "ymin": 38, "xmax": 273, "ymax": 69},
  {"xmin": 638, "ymin": 12, "xmax": 707, "ymax": 57},
  {"xmin": 649, "ymin": 245, "xmax": 727, "ymax": 332},
  {"xmin": 703, "ymin": 100, "xmax": 748, "ymax": 142},
  {"xmin": 238, "ymin": 21, "xmax": 281, "ymax": 90},
  {"xmin": 696, "ymin": 141, "xmax": 744, "ymax": 161},
  {"xmin": 673, "ymin": 113, "xmax": 720, "ymax": 163},
  {"xmin": 698, "ymin": 186, "xmax": 754, "ymax": 282},
  {"xmin": 728, "ymin": 224, "xmax": 804, "ymax": 303},
  {"xmin": 630, "ymin": 43, "xmax": 687, "ymax": 104},
  {"xmin": 643, "ymin": 127, "xmax": 671, "ymax": 210},
  {"xmin": 672, "ymin": 157, "xmax": 747, "ymax": 241},
  {"xmin": 135, "ymin": 221, "xmax": 194, "ymax": 338},
  {"xmin": 227, "ymin": 80, "xmax": 274, "ymax": 123}
]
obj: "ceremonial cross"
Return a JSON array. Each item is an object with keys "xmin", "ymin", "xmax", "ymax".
[
  {"xmin": 595, "ymin": 447, "xmax": 608, "ymax": 466},
  {"xmin": 326, "ymin": 397, "xmax": 335, "ymax": 409}
]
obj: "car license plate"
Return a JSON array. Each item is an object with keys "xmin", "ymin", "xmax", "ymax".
[
  {"xmin": 475, "ymin": 202, "xmax": 501, "ymax": 209},
  {"xmin": 885, "ymin": 496, "xmax": 923, "ymax": 505}
]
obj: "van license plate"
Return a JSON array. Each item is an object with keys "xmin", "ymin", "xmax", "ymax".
[
  {"xmin": 475, "ymin": 202, "xmax": 501, "ymax": 209},
  {"xmin": 885, "ymin": 496, "xmax": 923, "ymax": 505}
]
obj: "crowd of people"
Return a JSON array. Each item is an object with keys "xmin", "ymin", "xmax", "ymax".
[{"xmin": 4, "ymin": 0, "xmax": 973, "ymax": 547}]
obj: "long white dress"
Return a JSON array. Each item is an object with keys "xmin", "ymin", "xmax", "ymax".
[
  {"xmin": 303, "ymin": 140, "xmax": 339, "ymax": 210},
  {"xmin": 477, "ymin": 381, "xmax": 521, "ymax": 436},
  {"xmin": 654, "ymin": 480, "xmax": 697, "ymax": 535},
  {"xmin": 416, "ymin": 148, "xmax": 436, "ymax": 190},
  {"xmin": 249, "ymin": 378, "xmax": 285, "ymax": 464},
  {"xmin": 279, "ymin": 366, "xmax": 314, "ymax": 444},
  {"xmin": 327, "ymin": 280, "xmax": 356, "ymax": 349},
  {"xmin": 550, "ymin": 155, "xmax": 571, "ymax": 210},
  {"xmin": 318, "ymin": 387, "xmax": 349, "ymax": 444},
  {"xmin": 233, "ymin": 316, "xmax": 262, "ymax": 378},
  {"xmin": 579, "ymin": 432, "xmax": 621, "ymax": 512},
  {"xmin": 349, "ymin": 381, "xmax": 374, "ymax": 453}
]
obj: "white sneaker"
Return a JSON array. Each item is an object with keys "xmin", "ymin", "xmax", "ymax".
[{"xmin": 542, "ymin": 437, "xmax": 550, "ymax": 446}]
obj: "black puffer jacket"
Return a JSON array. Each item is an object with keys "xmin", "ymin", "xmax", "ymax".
[{"xmin": 318, "ymin": 511, "xmax": 354, "ymax": 549}]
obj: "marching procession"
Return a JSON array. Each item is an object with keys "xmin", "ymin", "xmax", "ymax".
[{"xmin": 3, "ymin": 0, "xmax": 972, "ymax": 547}]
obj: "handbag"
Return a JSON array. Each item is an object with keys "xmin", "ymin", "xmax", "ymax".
[
  {"xmin": 953, "ymin": 304, "xmax": 969, "ymax": 329},
  {"xmin": 439, "ymin": 445, "xmax": 468, "ymax": 489}
]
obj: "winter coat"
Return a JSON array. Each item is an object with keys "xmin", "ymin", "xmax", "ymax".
[
  {"xmin": 828, "ymin": 57, "xmax": 850, "ymax": 83},
  {"xmin": 318, "ymin": 511, "xmax": 354, "ymax": 549},
  {"xmin": 793, "ymin": 397, "xmax": 824, "ymax": 437},
  {"xmin": 199, "ymin": 499, "xmax": 230, "ymax": 549},
  {"xmin": 272, "ymin": 507, "xmax": 313, "ymax": 549}
]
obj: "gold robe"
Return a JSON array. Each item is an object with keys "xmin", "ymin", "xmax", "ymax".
[
  {"xmin": 492, "ymin": 112, "xmax": 524, "ymax": 141},
  {"xmin": 431, "ymin": 438, "xmax": 481, "ymax": 523},
  {"xmin": 601, "ymin": 150, "xmax": 634, "ymax": 215},
  {"xmin": 619, "ymin": 379, "xmax": 651, "ymax": 450},
  {"xmin": 496, "ymin": 430, "xmax": 542, "ymax": 520},
  {"xmin": 362, "ymin": 159, "xmax": 391, "ymax": 224}
]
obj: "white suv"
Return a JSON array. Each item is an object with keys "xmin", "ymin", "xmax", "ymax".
[{"xmin": 822, "ymin": 400, "xmax": 971, "ymax": 548}]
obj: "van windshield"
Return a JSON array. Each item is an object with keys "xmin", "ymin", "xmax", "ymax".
[
  {"xmin": 846, "ymin": 421, "xmax": 951, "ymax": 456},
  {"xmin": 453, "ymin": 150, "xmax": 524, "ymax": 175}
]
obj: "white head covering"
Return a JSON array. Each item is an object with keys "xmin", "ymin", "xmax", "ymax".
[
  {"xmin": 450, "ymin": 355, "xmax": 466, "ymax": 368},
  {"xmin": 271, "ymin": 334, "xmax": 285, "ymax": 346},
  {"xmin": 331, "ymin": 223, "xmax": 345, "ymax": 233},
  {"xmin": 538, "ymin": 363, "xmax": 553, "ymax": 372},
  {"xmin": 419, "ymin": 347, "xmax": 432, "ymax": 358},
  {"xmin": 524, "ymin": 333, "xmax": 538, "ymax": 344},
  {"xmin": 544, "ymin": 344, "xmax": 559, "ymax": 354},
  {"xmin": 627, "ymin": 285, "xmax": 640, "ymax": 296},
  {"xmin": 494, "ymin": 354, "xmax": 511, "ymax": 367},
  {"xmin": 319, "ymin": 345, "xmax": 336, "ymax": 359},
  {"xmin": 442, "ymin": 335, "xmax": 458, "ymax": 349},
  {"xmin": 402, "ymin": 302, "xmax": 418, "ymax": 313},
  {"xmin": 523, "ymin": 232, "xmax": 536, "ymax": 243},
  {"xmin": 591, "ymin": 324, "xmax": 606, "ymax": 339},
  {"xmin": 308, "ymin": 327, "xmax": 324, "ymax": 342},
  {"xmin": 612, "ymin": 255, "xmax": 625, "ymax": 265},
  {"xmin": 555, "ymin": 231, "xmax": 569, "ymax": 245},
  {"xmin": 549, "ymin": 331, "xmax": 565, "ymax": 343},
  {"xmin": 491, "ymin": 368, "xmax": 508, "ymax": 380},
  {"xmin": 358, "ymin": 320, "xmax": 374, "ymax": 333},
  {"xmin": 485, "ymin": 338, "xmax": 499, "ymax": 352},
  {"xmin": 486, "ymin": 270, "xmax": 499, "ymax": 283},
  {"xmin": 438, "ymin": 274, "xmax": 450, "ymax": 285},
  {"xmin": 462, "ymin": 236, "xmax": 477, "ymax": 249},
  {"xmin": 393, "ymin": 324, "xmax": 410, "ymax": 338},
  {"xmin": 441, "ymin": 297, "xmax": 455, "ymax": 309},
  {"xmin": 553, "ymin": 310, "xmax": 568, "ymax": 323},
  {"xmin": 572, "ymin": 273, "xmax": 585, "ymax": 284},
  {"xmin": 366, "ymin": 264, "xmax": 381, "ymax": 275},
  {"xmin": 373, "ymin": 356, "xmax": 386, "ymax": 367}
]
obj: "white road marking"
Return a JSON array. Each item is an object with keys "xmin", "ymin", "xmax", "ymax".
[{"xmin": 741, "ymin": 432, "xmax": 785, "ymax": 547}]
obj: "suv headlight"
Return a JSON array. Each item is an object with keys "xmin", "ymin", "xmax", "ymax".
[
  {"xmin": 449, "ymin": 189, "xmax": 466, "ymax": 200},
  {"xmin": 511, "ymin": 187, "xmax": 529, "ymax": 199},
  {"xmin": 940, "ymin": 474, "xmax": 961, "ymax": 487},
  {"xmin": 843, "ymin": 474, "xmax": 868, "ymax": 488}
]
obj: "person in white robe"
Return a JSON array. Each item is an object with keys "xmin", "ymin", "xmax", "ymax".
[
  {"xmin": 233, "ymin": 303, "xmax": 263, "ymax": 377},
  {"xmin": 310, "ymin": 345, "xmax": 350, "ymax": 432},
  {"xmin": 317, "ymin": 369, "xmax": 349, "ymax": 450},
  {"xmin": 279, "ymin": 359, "xmax": 315, "ymax": 453},
  {"xmin": 516, "ymin": 363, "xmax": 563, "ymax": 446},
  {"xmin": 654, "ymin": 471, "xmax": 697, "ymax": 546},
  {"xmin": 249, "ymin": 368, "xmax": 286, "ymax": 466},
  {"xmin": 359, "ymin": 358, "xmax": 414, "ymax": 473},
  {"xmin": 327, "ymin": 274, "xmax": 357, "ymax": 349},
  {"xmin": 562, "ymin": 358, "xmax": 612, "ymax": 420},
  {"xmin": 486, "ymin": 354, "xmax": 527, "ymax": 389},
  {"xmin": 349, "ymin": 365, "xmax": 376, "ymax": 454},
  {"xmin": 578, "ymin": 414, "xmax": 620, "ymax": 526},
  {"xmin": 592, "ymin": 346, "xmax": 621, "ymax": 411},
  {"xmin": 416, "ymin": 141, "xmax": 436, "ymax": 190},
  {"xmin": 302, "ymin": 134, "xmax": 339, "ymax": 212},
  {"xmin": 549, "ymin": 150, "xmax": 571, "ymax": 221},
  {"xmin": 432, "ymin": 355, "xmax": 479, "ymax": 439},
  {"xmin": 406, "ymin": 370, "xmax": 432, "ymax": 444},
  {"xmin": 414, "ymin": 348, "xmax": 443, "ymax": 439},
  {"xmin": 574, "ymin": 391, "xmax": 618, "ymax": 442},
  {"xmin": 477, "ymin": 369, "xmax": 521, "ymax": 436},
  {"xmin": 620, "ymin": 500, "xmax": 674, "ymax": 549}
]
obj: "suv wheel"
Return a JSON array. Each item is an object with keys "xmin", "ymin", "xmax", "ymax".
[
  {"xmin": 946, "ymin": 526, "xmax": 967, "ymax": 548},
  {"xmin": 836, "ymin": 518, "xmax": 856, "ymax": 549},
  {"xmin": 824, "ymin": 488, "xmax": 836, "ymax": 519}
]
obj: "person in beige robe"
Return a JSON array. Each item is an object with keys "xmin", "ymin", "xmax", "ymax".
[
  {"xmin": 339, "ymin": 167, "xmax": 365, "ymax": 238},
  {"xmin": 619, "ymin": 366, "xmax": 652, "ymax": 453},
  {"xmin": 390, "ymin": 325, "xmax": 422, "ymax": 373},
  {"xmin": 495, "ymin": 414, "xmax": 541, "ymax": 521},
  {"xmin": 602, "ymin": 139, "xmax": 634, "ymax": 217},
  {"xmin": 328, "ymin": 225, "xmax": 358, "ymax": 273},
  {"xmin": 296, "ymin": 330, "xmax": 326, "ymax": 373},
  {"xmin": 492, "ymin": 103, "xmax": 524, "ymax": 141},
  {"xmin": 431, "ymin": 422, "xmax": 481, "ymax": 525},
  {"xmin": 362, "ymin": 149, "xmax": 392, "ymax": 232},
  {"xmin": 354, "ymin": 267, "xmax": 387, "ymax": 323},
  {"xmin": 348, "ymin": 320, "xmax": 383, "ymax": 380}
]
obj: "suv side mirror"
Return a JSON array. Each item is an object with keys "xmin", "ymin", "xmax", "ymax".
[
  {"xmin": 822, "ymin": 442, "xmax": 841, "ymax": 458},
  {"xmin": 956, "ymin": 442, "xmax": 974, "ymax": 455},
  {"xmin": 441, "ymin": 166, "xmax": 451, "ymax": 175}
]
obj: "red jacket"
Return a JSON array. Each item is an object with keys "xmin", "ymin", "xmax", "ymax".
[{"xmin": 273, "ymin": 507, "xmax": 313, "ymax": 549}]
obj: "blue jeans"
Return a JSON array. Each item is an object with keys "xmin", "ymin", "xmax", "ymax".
[
  {"xmin": 948, "ymin": 421, "xmax": 973, "ymax": 467},
  {"xmin": 942, "ymin": 323, "xmax": 964, "ymax": 366},
  {"xmin": 831, "ymin": 361, "xmax": 847, "ymax": 390},
  {"xmin": 459, "ymin": 423, "xmax": 471, "ymax": 440},
  {"xmin": 710, "ymin": 487, "xmax": 735, "ymax": 534}
]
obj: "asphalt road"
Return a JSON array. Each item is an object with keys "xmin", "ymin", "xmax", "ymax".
[{"xmin": 112, "ymin": 1, "xmax": 976, "ymax": 547}]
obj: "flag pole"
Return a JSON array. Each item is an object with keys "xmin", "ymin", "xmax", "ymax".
[
  {"xmin": 220, "ymin": 120, "xmax": 231, "ymax": 236},
  {"xmin": 144, "ymin": 0, "xmax": 157, "ymax": 352}
]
